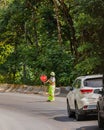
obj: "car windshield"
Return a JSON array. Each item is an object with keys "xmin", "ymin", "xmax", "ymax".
[{"xmin": 84, "ymin": 78, "xmax": 103, "ymax": 87}]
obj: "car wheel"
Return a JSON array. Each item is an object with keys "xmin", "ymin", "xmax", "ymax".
[
  {"xmin": 67, "ymin": 101, "xmax": 73, "ymax": 117},
  {"xmin": 75, "ymin": 103, "xmax": 82, "ymax": 121},
  {"xmin": 98, "ymin": 111, "xmax": 103, "ymax": 128}
]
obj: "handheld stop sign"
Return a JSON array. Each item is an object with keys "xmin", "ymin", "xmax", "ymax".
[{"xmin": 40, "ymin": 75, "xmax": 47, "ymax": 82}]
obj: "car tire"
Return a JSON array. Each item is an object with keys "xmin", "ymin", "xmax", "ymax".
[
  {"xmin": 67, "ymin": 100, "xmax": 74, "ymax": 117},
  {"xmin": 98, "ymin": 111, "xmax": 103, "ymax": 128},
  {"xmin": 75, "ymin": 103, "xmax": 83, "ymax": 121}
]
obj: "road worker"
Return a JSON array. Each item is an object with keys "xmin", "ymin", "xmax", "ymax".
[{"xmin": 46, "ymin": 72, "xmax": 56, "ymax": 102}]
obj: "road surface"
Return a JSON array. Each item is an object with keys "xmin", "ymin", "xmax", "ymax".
[{"xmin": 0, "ymin": 93, "xmax": 103, "ymax": 130}]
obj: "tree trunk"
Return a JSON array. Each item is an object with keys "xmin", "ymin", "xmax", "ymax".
[
  {"xmin": 53, "ymin": 0, "xmax": 63, "ymax": 45},
  {"xmin": 54, "ymin": 0, "xmax": 78, "ymax": 56}
]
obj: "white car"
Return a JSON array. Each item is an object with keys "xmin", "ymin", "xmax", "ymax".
[{"xmin": 66, "ymin": 74, "xmax": 103, "ymax": 121}]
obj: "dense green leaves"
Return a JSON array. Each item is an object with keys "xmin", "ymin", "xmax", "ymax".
[
  {"xmin": 0, "ymin": 42, "xmax": 13, "ymax": 64},
  {"xmin": 0, "ymin": 0, "xmax": 103, "ymax": 86}
]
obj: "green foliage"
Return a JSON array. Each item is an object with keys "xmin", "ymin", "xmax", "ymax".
[
  {"xmin": 0, "ymin": 0, "xmax": 103, "ymax": 86},
  {"xmin": 75, "ymin": 56, "xmax": 101, "ymax": 75},
  {"xmin": 0, "ymin": 42, "xmax": 14, "ymax": 64}
]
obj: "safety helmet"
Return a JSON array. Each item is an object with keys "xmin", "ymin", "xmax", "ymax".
[{"xmin": 50, "ymin": 72, "xmax": 55, "ymax": 76}]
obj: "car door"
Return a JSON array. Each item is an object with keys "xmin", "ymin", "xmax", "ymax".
[
  {"xmin": 69, "ymin": 79, "xmax": 81, "ymax": 110},
  {"xmin": 74, "ymin": 79, "xmax": 82, "ymax": 107},
  {"xmin": 67, "ymin": 86, "xmax": 75, "ymax": 110}
]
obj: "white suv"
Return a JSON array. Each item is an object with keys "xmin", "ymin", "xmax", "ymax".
[{"xmin": 66, "ymin": 74, "xmax": 103, "ymax": 121}]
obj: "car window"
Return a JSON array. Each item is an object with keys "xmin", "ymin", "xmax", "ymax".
[
  {"xmin": 84, "ymin": 78, "xmax": 103, "ymax": 87},
  {"xmin": 73, "ymin": 79, "xmax": 81, "ymax": 88}
]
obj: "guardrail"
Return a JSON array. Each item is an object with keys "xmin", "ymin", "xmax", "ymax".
[{"xmin": 0, "ymin": 84, "xmax": 69, "ymax": 97}]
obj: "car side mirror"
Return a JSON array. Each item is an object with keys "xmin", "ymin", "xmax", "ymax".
[
  {"xmin": 65, "ymin": 86, "xmax": 73, "ymax": 91},
  {"xmin": 68, "ymin": 86, "xmax": 74, "ymax": 91}
]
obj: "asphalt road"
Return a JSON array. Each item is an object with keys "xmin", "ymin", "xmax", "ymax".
[{"xmin": 0, "ymin": 93, "xmax": 103, "ymax": 130}]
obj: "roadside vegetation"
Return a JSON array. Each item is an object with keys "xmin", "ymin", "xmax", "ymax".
[{"xmin": 0, "ymin": 0, "xmax": 104, "ymax": 86}]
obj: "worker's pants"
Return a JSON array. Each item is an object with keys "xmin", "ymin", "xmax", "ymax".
[{"xmin": 48, "ymin": 85, "xmax": 55, "ymax": 101}]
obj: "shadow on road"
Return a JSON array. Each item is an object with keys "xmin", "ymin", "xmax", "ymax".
[
  {"xmin": 54, "ymin": 116, "xmax": 75, "ymax": 122},
  {"xmin": 76, "ymin": 125, "xmax": 103, "ymax": 130},
  {"xmin": 54, "ymin": 115, "xmax": 103, "ymax": 130},
  {"xmin": 78, "ymin": 115, "xmax": 97, "ymax": 121},
  {"xmin": 54, "ymin": 115, "xmax": 97, "ymax": 122}
]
